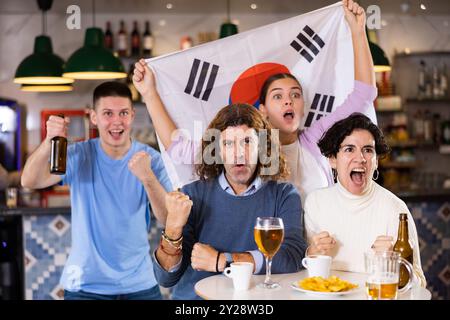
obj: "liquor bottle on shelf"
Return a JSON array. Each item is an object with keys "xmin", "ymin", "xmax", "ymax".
[
  {"xmin": 393, "ymin": 213, "xmax": 414, "ymax": 289},
  {"xmin": 417, "ymin": 60, "xmax": 426, "ymax": 100},
  {"xmin": 412, "ymin": 110, "xmax": 424, "ymax": 142},
  {"xmin": 131, "ymin": 21, "xmax": 141, "ymax": 57},
  {"xmin": 117, "ymin": 20, "xmax": 128, "ymax": 57},
  {"xmin": 104, "ymin": 21, "xmax": 114, "ymax": 51},
  {"xmin": 180, "ymin": 36, "xmax": 193, "ymax": 50},
  {"xmin": 433, "ymin": 113, "xmax": 442, "ymax": 144},
  {"xmin": 143, "ymin": 21, "xmax": 153, "ymax": 58},
  {"xmin": 423, "ymin": 110, "xmax": 434, "ymax": 143},
  {"xmin": 442, "ymin": 119, "xmax": 450, "ymax": 145},
  {"xmin": 440, "ymin": 63, "xmax": 448, "ymax": 98},
  {"xmin": 432, "ymin": 65, "xmax": 441, "ymax": 99}
]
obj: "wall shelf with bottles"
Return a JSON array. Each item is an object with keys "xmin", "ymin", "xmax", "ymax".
[
  {"xmin": 395, "ymin": 51, "xmax": 450, "ymax": 59},
  {"xmin": 406, "ymin": 98, "xmax": 450, "ymax": 104},
  {"xmin": 386, "ymin": 139, "xmax": 438, "ymax": 149},
  {"xmin": 379, "ymin": 161, "xmax": 420, "ymax": 169}
]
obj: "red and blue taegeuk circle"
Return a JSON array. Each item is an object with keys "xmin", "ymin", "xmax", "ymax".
[{"xmin": 229, "ymin": 62, "xmax": 291, "ymax": 109}]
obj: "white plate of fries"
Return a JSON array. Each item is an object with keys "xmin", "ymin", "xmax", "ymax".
[{"xmin": 291, "ymin": 276, "xmax": 360, "ymax": 297}]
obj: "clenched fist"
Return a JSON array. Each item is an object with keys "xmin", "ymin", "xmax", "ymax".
[
  {"xmin": 46, "ymin": 115, "xmax": 70, "ymax": 142},
  {"xmin": 343, "ymin": 0, "xmax": 366, "ymax": 34},
  {"xmin": 164, "ymin": 191, "xmax": 193, "ymax": 238},
  {"xmin": 128, "ymin": 151, "xmax": 152, "ymax": 182},
  {"xmin": 308, "ymin": 231, "xmax": 336, "ymax": 256},
  {"xmin": 133, "ymin": 58, "xmax": 157, "ymax": 99},
  {"xmin": 371, "ymin": 235, "xmax": 394, "ymax": 252},
  {"xmin": 191, "ymin": 243, "xmax": 218, "ymax": 272}
]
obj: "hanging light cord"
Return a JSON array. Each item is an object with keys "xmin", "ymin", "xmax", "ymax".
[
  {"xmin": 42, "ymin": 9, "xmax": 47, "ymax": 35},
  {"xmin": 227, "ymin": 0, "xmax": 231, "ymax": 22},
  {"xmin": 92, "ymin": 0, "xmax": 96, "ymax": 27}
]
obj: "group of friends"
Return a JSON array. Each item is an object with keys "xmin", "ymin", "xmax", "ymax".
[{"xmin": 20, "ymin": 0, "xmax": 426, "ymax": 300}]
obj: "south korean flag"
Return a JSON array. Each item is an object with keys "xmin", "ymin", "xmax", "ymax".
[{"xmin": 146, "ymin": 2, "xmax": 376, "ymax": 187}]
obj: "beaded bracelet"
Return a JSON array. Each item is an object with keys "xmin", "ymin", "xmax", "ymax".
[{"xmin": 161, "ymin": 230, "xmax": 183, "ymax": 249}]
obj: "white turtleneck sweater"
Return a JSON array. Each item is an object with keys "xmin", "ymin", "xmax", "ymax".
[{"xmin": 304, "ymin": 181, "xmax": 426, "ymax": 287}]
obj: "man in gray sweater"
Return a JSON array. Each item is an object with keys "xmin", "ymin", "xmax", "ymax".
[{"xmin": 153, "ymin": 103, "xmax": 307, "ymax": 300}]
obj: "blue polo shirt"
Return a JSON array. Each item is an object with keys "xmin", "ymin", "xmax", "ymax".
[{"xmin": 60, "ymin": 138, "xmax": 172, "ymax": 294}]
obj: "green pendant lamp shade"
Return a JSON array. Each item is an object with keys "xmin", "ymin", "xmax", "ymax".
[
  {"xmin": 63, "ymin": 27, "xmax": 126, "ymax": 80},
  {"xmin": 366, "ymin": 28, "xmax": 391, "ymax": 73},
  {"xmin": 14, "ymin": 35, "xmax": 74, "ymax": 85},
  {"xmin": 219, "ymin": 0, "xmax": 238, "ymax": 38},
  {"xmin": 21, "ymin": 84, "xmax": 73, "ymax": 92},
  {"xmin": 369, "ymin": 41, "xmax": 391, "ymax": 73},
  {"xmin": 220, "ymin": 22, "xmax": 238, "ymax": 38}
]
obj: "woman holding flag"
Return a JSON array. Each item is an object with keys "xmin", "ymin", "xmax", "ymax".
[{"xmin": 133, "ymin": 0, "xmax": 377, "ymax": 204}]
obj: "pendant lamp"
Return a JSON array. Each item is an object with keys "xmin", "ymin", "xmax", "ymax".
[
  {"xmin": 14, "ymin": 0, "xmax": 74, "ymax": 86},
  {"xmin": 367, "ymin": 29, "xmax": 391, "ymax": 73},
  {"xmin": 63, "ymin": 0, "xmax": 126, "ymax": 80},
  {"xmin": 21, "ymin": 84, "xmax": 73, "ymax": 92},
  {"xmin": 219, "ymin": 0, "xmax": 238, "ymax": 38}
]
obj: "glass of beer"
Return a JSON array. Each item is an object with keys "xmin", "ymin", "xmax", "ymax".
[
  {"xmin": 254, "ymin": 217, "xmax": 284, "ymax": 289},
  {"xmin": 364, "ymin": 251, "xmax": 414, "ymax": 300}
]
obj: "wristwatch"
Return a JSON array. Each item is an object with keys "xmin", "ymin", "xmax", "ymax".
[{"xmin": 224, "ymin": 252, "xmax": 233, "ymax": 269}]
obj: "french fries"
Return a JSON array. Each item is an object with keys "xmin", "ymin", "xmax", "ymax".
[{"xmin": 299, "ymin": 276, "xmax": 358, "ymax": 292}]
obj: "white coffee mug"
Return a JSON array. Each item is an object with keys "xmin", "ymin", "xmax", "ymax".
[
  {"xmin": 224, "ymin": 262, "xmax": 253, "ymax": 291},
  {"xmin": 302, "ymin": 255, "xmax": 332, "ymax": 278}
]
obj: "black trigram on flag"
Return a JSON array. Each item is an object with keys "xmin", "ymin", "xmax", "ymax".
[
  {"xmin": 290, "ymin": 25, "xmax": 325, "ymax": 63},
  {"xmin": 304, "ymin": 93, "xmax": 335, "ymax": 127},
  {"xmin": 184, "ymin": 58, "xmax": 219, "ymax": 102}
]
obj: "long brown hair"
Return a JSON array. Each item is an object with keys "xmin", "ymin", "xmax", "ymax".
[{"xmin": 195, "ymin": 103, "xmax": 289, "ymax": 181}]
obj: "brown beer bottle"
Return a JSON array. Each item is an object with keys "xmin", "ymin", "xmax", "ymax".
[
  {"xmin": 393, "ymin": 213, "xmax": 413, "ymax": 288},
  {"xmin": 50, "ymin": 115, "xmax": 68, "ymax": 175}
]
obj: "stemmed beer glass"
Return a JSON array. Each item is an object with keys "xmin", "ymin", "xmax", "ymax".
[{"xmin": 254, "ymin": 217, "xmax": 284, "ymax": 289}]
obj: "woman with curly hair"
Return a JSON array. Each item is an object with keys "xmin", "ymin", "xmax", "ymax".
[{"xmin": 304, "ymin": 113, "xmax": 426, "ymax": 287}]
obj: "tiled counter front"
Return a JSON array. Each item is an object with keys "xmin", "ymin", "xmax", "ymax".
[
  {"xmin": 23, "ymin": 212, "xmax": 71, "ymax": 300},
  {"xmin": 407, "ymin": 200, "xmax": 450, "ymax": 300},
  {"xmin": 23, "ymin": 209, "xmax": 164, "ymax": 300}
]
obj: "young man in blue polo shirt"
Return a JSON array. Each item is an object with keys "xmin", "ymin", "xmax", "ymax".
[{"xmin": 21, "ymin": 82, "xmax": 172, "ymax": 300}]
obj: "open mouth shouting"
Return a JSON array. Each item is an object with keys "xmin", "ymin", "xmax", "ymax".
[
  {"xmin": 283, "ymin": 109, "xmax": 295, "ymax": 121},
  {"xmin": 350, "ymin": 167, "xmax": 366, "ymax": 186},
  {"xmin": 109, "ymin": 129, "xmax": 125, "ymax": 140}
]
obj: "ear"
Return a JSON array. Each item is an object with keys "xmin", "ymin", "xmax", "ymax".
[
  {"xmin": 328, "ymin": 156, "xmax": 337, "ymax": 170},
  {"xmin": 259, "ymin": 103, "xmax": 268, "ymax": 118},
  {"xmin": 90, "ymin": 109, "xmax": 97, "ymax": 126}
]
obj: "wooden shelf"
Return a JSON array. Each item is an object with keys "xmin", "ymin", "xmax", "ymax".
[
  {"xmin": 439, "ymin": 145, "xmax": 450, "ymax": 154},
  {"xmin": 379, "ymin": 161, "xmax": 419, "ymax": 169},
  {"xmin": 387, "ymin": 140, "xmax": 418, "ymax": 148},
  {"xmin": 387, "ymin": 140, "xmax": 438, "ymax": 149},
  {"xmin": 406, "ymin": 98, "xmax": 450, "ymax": 104},
  {"xmin": 395, "ymin": 51, "xmax": 450, "ymax": 58}
]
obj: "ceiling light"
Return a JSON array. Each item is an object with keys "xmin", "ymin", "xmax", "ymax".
[
  {"xmin": 63, "ymin": 0, "xmax": 126, "ymax": 80},
  {"xmin": 14, "ymin": 0, "xmax": 73, "ymax": 86}
]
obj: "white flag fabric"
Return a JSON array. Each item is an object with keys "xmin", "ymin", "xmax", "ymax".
[{"xmin": 146, "ymin": 2, "xmax": 376, "ymax": 188}]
